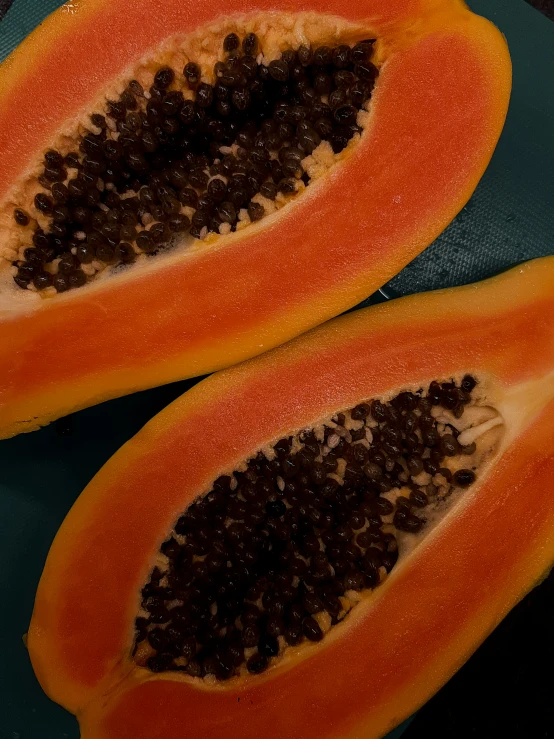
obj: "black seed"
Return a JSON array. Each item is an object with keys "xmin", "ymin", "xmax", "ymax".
[
  {"xmin": 313, "ymin": 73, "xmax": 332, "ymax": 95},
  {"xmin": 297, "ymin": 45, "xmax": 313, "ymax": 65},
  {"xmin": 302, "ymin": 616, "xmax": 323, "ymax": 642},
  {"xmin": 53, "ymin": 273, "xmax": 70, "ymax": 293},
  {"xmin": 218, "ymin": 201, "xmax": 236, "ymax": 224},
  {"xmin": 65, "ymin": 178, "xmax": 87, "ymax": 201},
  {"xmin": 258, "ymin": 632, "xmax": 279, "ymax": 657},
  {"xmin": 243, "ymin": 33, "xmax": 258, "ymax": 56},
  {"xmin": 196, "ymin": 83, "xmax": 214, "ymax": 108},
  {"xmin": 285, "ymin": 623, "xmax": 303, "ymax": 646},
  {"xmin": 440, "ymin": 434, "xmax": 460, "ymax": 457},
  {"xmin": 248, "ymin": 202, "xmax": 264, "ymax": 222},
  {"xmin": 43, "ymin": 166, "xmax": 67, "ymax": 182},
  {"xmin": 232, "ymin": 87, "xmax": 251, "ymax": 110},
  {"xmin": 168, "ymin": 214, "xmax": 191, "ymax": 232},
  {"xmin": 13, "ymin": 209, "xmax": 30, "ymax": 226},
  {"xmin": 334, "ymin": 105, "xmax": 358, "ymax": 125},
  {"xmin": 119, "ymin": 224, "xmax": 137, "ymax": 242},
  {"xmin": 184, "ymin": 62, "xmax": 200, "ymax": 86},
  {"xmin": 242, "ymin": 623, "xmax": 260, "ymax": 648},
  {"xmin": 332, "ymin": 45, "xmax": 351, "ymax": 68},
  {"xmin": 34, "ymin": 193, "xmax": 53, "ymax": 214},
  {"xmin": 149, "ymin": 222, "xmax": 170, "ymax": 244},
  {"xmin": 355, "ymin": 61, "xmax": 379, "ymax": 81},
  {"xmin": 64, "ymin": 151, "xmax": 81, "ymax": 169},
  {"xmin": 351, "ymin": 40, "xmax": 375, "ymax": 64},
  {"xmin": 278, "ymin": 178, "xmax": 296, "ymax": 194},
  {"xmin": 303, "ymin": 593, "xmax": 324, "ymax": 614},
  {"xmin": 52, "ymin": 205, "xmax": 70, "ymax": 223},
  {"xmin": 334, "ymin": 70, "xmax": 356, "ymax": 88},
  {"xmin": 247, "ymin": 652, "xmax": 269, "ymax": 674},
  {"xmin": 75, "ymin": 243, "xmax": 95, "ymax": 264},
  {"xmin": 32, "ymin": 230, "xmax": 49, "ymax": 250},
  {"xmin": 410, "ymin": 490, "xmax": 428, "ymax": 508},
  {"xmin": 453, "ymin": 469, "xmax": 476, "ymax": 487},
  {"xmin": 162, "ymin": 196, "xmax": 181, "ymax": 215},
  {"xmin": 185, "ymin": 659, "xmax": 202, "ymax": 677},
  {"xmin": 376, "ymin": 497, "xmax": 394, "ymax": 516},
  {"xmin": 136, "ymin": 231, "xmax": 155, "ymax": 253},
  {"xmin": 344, "ymin": 570, "xmax": 365, "ymax": 591},
  {"xmin": 394, "ymin": 512, "xmax": 425, "ymax": 533},
  {"xmin": 189, "ymin": 168, "xmax": 209, "ymax": 189},
  {"xmin": 57, "ymin": 253, "xmax": 78, "ymax": 274},
  {"xmin": 257, "ymin": 181, "xmax": 276, "ymax": 200},
  {"xmin": 313, "ymin": 46, "xmax": 332, "ymax": 66},
  {"xmin": 95, "ymin": 242, "xmax": 115, "ymax": 262},
  {"xmin": 50, "ymin": 183, "xmax": 69, "ymax": 204},
  {"xmin": 23, "ymin": 247, "xmax": 43, "ymax": 265},
  {"xmin": 154, "ymin": 67, "xmax": 175, "ymax": 89},
  {"xmin": 350, "ymin": 81, "xmax": 370, "ymax": 108},
  {"xmin": 223, "ymin": 32, "xmax": 240, "ymax": 52},
  {"xmin": 268, "ymin": 59, "xmax": 289, "ymax": 82},
  {"xmin": 265, "ymin": 499, "xmax": 286, "ymax": 518},
  {"xmin": 162, "ymin": 90, "xmax": 184, "ymax": 116},
  {"xmin": 44, "ymin": 149, "xmax": 64, "ymax": 168},
  {"xmin": 114, "ymin": 242, "xmax": 135, "ymax": 265},
  {"xmin": 33, "ymin": 272, "xmax": 53, "ymax": 290},
  {"xmin": 298, "ymin": 129, "xmax": 320, "ymax": 154},
  {"xmin": 329, "ymin": 88, "xmax": 348, "ymax": 110},
  {"xmin": 179, "ymin": 187, "xmax": 198, "ymax": 208},
  {"xmin": 461, "ymin": 374, "xmax": 477, "ymax": 393}
]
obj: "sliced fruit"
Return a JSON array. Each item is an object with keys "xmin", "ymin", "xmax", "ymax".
[
  {"xmin": 28, "ymin": 258, "xmax": 554, "ymax": 738},
  {"xmin": 0, "ymin": 0, "xmax": 510, "ymax": 438}
]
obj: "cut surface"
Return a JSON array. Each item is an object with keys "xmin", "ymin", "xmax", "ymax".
[
  {"xmin": 26, "ymin": 259, "xmax": 554, "ymax": 739},
  {"xmin": 0, "ymin": 0, "xmax": 511, "ymax": 439},
  {"xmin": 2, "ymin": 20, "xmax": 379, "ymax": 296},
  {"xmin": 133, "ymin": 375, "xmax": 497, "ymax": 682}
]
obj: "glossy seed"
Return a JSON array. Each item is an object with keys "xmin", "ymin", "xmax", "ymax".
[
  {"xmin": 247, "ymin": 652, "xmax": 269, "ymax": 674},
  {"xmin": 268, "ymin": 59, "xmax": 289, "ymax": 82},
  {"xmin": 243, "ymin": 33, "xmax": 258, "ymax": 56},
  {"xmin": 14, "ymin": 208, "xmax": 30, "ymax": 226},
  {"xmin": 184, "ymin": 62, "xmax": 200, "ymax": 85},
  {"xmin": 453, "ymin": 469, "xmax": 476, "ymax": 487},
  {"xmin": 302, "ymin": 617, "xmax": 323, "ymax": 642},
  {"xmin": 154, "ymin": 67, "xmax": 175, "ymax": 89}
]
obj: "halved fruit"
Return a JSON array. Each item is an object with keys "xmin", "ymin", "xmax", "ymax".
[
  {"xmin": 0, "ymin": 0, "xmax": 510, "ymax": 438},
  {"xmin": 28, "ymin": 257, "xmax": 554, "ymax": 738}
]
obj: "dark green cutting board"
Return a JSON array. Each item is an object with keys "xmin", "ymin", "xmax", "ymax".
[{"xmin": 0, "ymin": 1, "xmax": 553, "ymax": 737}]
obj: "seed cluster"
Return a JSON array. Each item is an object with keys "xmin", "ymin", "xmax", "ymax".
[
  {"xmin": 134, "ymin": 375, "xmax": 478, "ymax": 680},
  {"xmin": 11, "ymin": 34, "xmax": 378, "ymax": 294}
]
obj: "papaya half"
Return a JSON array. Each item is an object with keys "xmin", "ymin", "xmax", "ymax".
[
  {"xmin": 0, "ymin": 0, "xmax": 510, "ymax": 439},
  {"xmin": 27, "ymin": 257, "xmax": 554, "ymax": 738}
]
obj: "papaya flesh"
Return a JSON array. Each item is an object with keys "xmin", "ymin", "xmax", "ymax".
[
  {"xmin": 0, "ymin": 0, "xmax": 510, "ymax": 439},
  {"xmin": 27, "ymin": 257, "xmax": 554, "ymax": 738}
]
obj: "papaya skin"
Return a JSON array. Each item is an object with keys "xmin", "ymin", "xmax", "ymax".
[
  {"xmin": 0, "ymin": 0, "xmax": 511, "ymax": 439},
  {"xmin": 27, "ymin": 257, "xmax": 554, "ymax": 738}
]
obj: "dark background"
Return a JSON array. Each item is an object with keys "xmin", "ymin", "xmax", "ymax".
[{"xmin": 526, "ymin": 0, "xmax": 554, "ymax": 19}]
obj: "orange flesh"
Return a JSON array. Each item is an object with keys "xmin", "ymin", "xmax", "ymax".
[
  {"xmin": 27, "ymin": 258, "xmax": 554, "ymax": 737},
  {"xmin": 90, "ymin": 410, "xmax": 554, "ymax": 739},
  {"xmin": 0, "ymin": 0, "xmax": 511, "ymax": 438}
]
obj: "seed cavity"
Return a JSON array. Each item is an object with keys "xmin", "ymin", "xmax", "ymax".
[
  {"xmin": 4, "ymin": 21, "xmax": 379, "ymax": 296},
  {"xmin": 132, "ymin": 374, "xmax": 494, "ymax": 682}
]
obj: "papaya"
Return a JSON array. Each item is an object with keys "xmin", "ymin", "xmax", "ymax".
[
  {"xmin": 27, "ymin": 257, "xmax": 554, "ymax": 739},
  {"xmin": 0, "ymin": 0, "xmax": 510, "ymax": 439}
]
